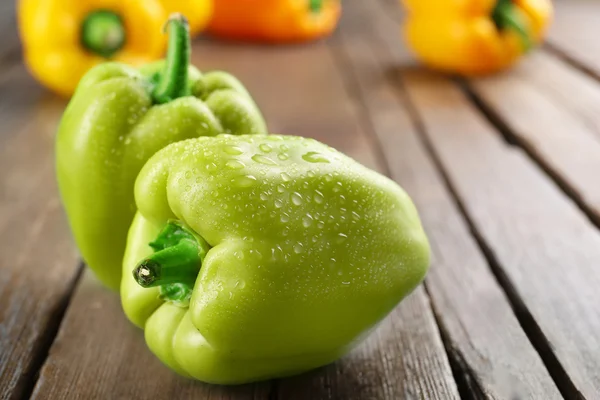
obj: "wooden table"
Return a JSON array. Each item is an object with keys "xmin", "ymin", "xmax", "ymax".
[{"xmin": 2, "ymin": 1, "xmax": 600, "ymax": 399}]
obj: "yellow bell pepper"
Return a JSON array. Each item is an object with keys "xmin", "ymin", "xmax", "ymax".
[
  {"xmin": 18, "ymin": 0, "xmax": 212, "ymax": 97},
  {"xmin": 402, "ymin": 0, "xmax": 553, "ymax": 75}
]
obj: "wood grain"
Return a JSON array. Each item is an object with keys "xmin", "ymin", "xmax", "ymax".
[
  {"xmin": 404, "ymin": 70, "xmax": 600, "ymax": 399},
  {"xmin": 547, "ymin": 0, "xmax": 600, "ymax": 79},
  {"xmin": 0, "ymin": 65, "xmax": 81, "ymax": 400},
  {"xmin": 338, "ymin": 1, "xmax": 562, "ymax": 399},
  {"xmin": 32, "ymin": 31, "xmax": 459, "ymax": 400},
  {"xmin": 190, "ymin": 39, "xmax": 384, "ymax": 172},
  {"xmin": 278, "ymin": 289, "xmax": 459, "ymax": 400},
  {"xmin": 467, "ymin": 51, "xmax": 600, "ymax": 224},
  {"xmin": 513, "ymin": 51, "xmax": 600, "ymax": 139},
  {"xmin": 31, "ymin": 272, "xmax": 272, "ymax": 400}
]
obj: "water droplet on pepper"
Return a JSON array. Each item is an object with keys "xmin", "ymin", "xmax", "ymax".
[{"xmin": 302, "ymin": 151, "xmax": 330, "ymax": 163}]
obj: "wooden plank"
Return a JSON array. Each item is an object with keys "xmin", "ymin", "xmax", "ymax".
[
  {"xmin": 0, "ymin": 65, "xmax": 56, "ymax": 148},
  {"xmin": 0, "ymin": 65, "xmax": 81, "ymax": 400},
  {"xmin": 512, "ymin": 51, "xmax": 600, "ymax": 139},
  {"xmin": 31, "ymin": 272, "xmax": 272, "ymax": 400},
  {"xmin": 335, "ymin": 1, "xmax": 563, "ymax": 399},
  {"xmin": 33, "ymin": 31, "xmax": 459, "ymax": 399},
  {"xmin": 547, "ymin": 0, "xmax": 600, "ymax": 79},
  {"xmin": 191, "ymin": 39, "xmax": 384, "ymax": 172},
  {"xmin": 375, "ymin": 0, "xmax": 600, "ymax": 223},
  {"xmin": 404, "ymin": 68, "xmax": 600, "ymax": 399},
  {"xmin": 377, "ymin": 0, "xmax": 405, "ymax": 23},
  {"xmin": 0, "ymin": 0, "xmax": 19, "ymax": 62},
  {"xmin": 382, "ymin": 0, "xmax": 600, "ymax": 87},
  {"xmin": 467, "ymin": 50, "xmax": 600, "ymax": 225},
  {"xmin": 278, "ymin": 289, "xmax": 459, "ymax": 400}
]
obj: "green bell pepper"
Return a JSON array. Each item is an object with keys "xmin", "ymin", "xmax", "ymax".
[
  {"xmin": 56, "ymin": 15, "xmax": 267, "ymax": 290},
  {"xmin": 121, "ymin": 134, "xmax": 430, "ymax": 384}
]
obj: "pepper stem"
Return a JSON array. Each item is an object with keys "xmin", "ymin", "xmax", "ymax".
[
  {"xmin": 134, "ymin": 236, "xmax": 201, "ymax": 289},
  {"xmin": 149, "ymin": 220, "xmax": 194, "ymax": 251},
  {"xmin": 81, "ymin": 10, "xmax": 126, "ymax": 58},
  {"xmin": 152, "ymin": 14, "xmax": 191, "ymax": 104},
  {"xmin": 492, "ymin": 0, "xmax": 532, "ymax": 52},
  {"xmin": 310, "ymin": 0, "xmax": 323, "ymax": 13}
]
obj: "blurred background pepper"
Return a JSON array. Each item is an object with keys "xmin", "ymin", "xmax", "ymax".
[
  {"xmin": 18, "ymin": 0, "xmax": 212, "ymax": 97},
  {"xmin": 208, "ymin": 0, "xmax": 341, "ymax": 43},
  {"xmin": 402, "ymin": 0, "xmax": 553, "ymax": 75}
]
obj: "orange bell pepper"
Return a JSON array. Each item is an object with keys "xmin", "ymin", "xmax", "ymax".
[
  {"xmin": 208, "ymin": 0, "xmax": 341, "ymax": 43},
  {"xmin": 18, "ymin": 0, "xmax": 212, "ymax": 97},
  {"xmin": 402, "ymin": 0, "xmax": 553, "ymax": 75}
]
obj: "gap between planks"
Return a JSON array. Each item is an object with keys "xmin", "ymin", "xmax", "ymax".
[
  {"xmin": 460, "ymin": 81, "xmax": 600, "ymax": 229},
  {"xmin": 370, "ymin": 0, "xmax": 599, "ymax": 397},
  {"xmin": 461, "ymin": 47, "xmax": 600, "ymax": 229},
  {"xmin": 18, "ymin": 265, "xmax": 84, "ymax": 400},
  {"xmin": 544, "ymin": 0, "xmax": 600, "ymax": 81},
  {"xmin": 400, "ymin": 75, "xmax": 584, "ymax": 400},
  {"xmin": 0, "ymin": 65, "xmax": 83, "ymax": 400},
  {"xmin": 380, "ymin": 0, "xmax": 600, "ymax": 231},
  {"xmin": 336, "ymin": 1, "xmax": 563, "ymax": 399},
  {"xmin": 544, "ymin": 43, "xmax": 600, "ymax": 84}
]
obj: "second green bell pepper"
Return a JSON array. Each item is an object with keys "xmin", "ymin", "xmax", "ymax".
[
  {"xmin": 122, "ymin": 134, "xmax": 430, "ymax": 384},
  {"xmin": 56, "ymin": 15, "xmax": 267, "ymax": 290}
]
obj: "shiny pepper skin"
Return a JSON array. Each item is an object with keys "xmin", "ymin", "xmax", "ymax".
[
  {"xmin": 402, "ymin": 0, "xmax": 553, "ymax": 75},
  {"xmin": 121, "ymin": 134, "xmax": 430, "ymax": 384},
  {"xmin": 56, "ymin": 16, "xmax": 267, "ymax": 291},
  {"xmin": 18, "ymin": 0, "xmax": 212, "ymax": 96}
]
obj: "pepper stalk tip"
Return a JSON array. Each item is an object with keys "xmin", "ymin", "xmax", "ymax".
[
  {"xmin": 163, "ymin": 13, "xmax": 189, "ymax": 33},
  {"xmin": 152, "ymin": 12, "xmax": 192, "ymax": 104},
  {"xmin": 134, "ymin": 261, "xmax": 159, "ymax": 287}
]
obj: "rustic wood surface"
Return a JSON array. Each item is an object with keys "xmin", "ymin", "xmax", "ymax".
[
  {"xmin": 547, "ymin": 0, "xmax": 600, "ymax": 79},
  {"xmin": 404, "ymin": 72, "xmax": 600, "ymax": 399},
  {"xmin": 345, "ymin": 1, "xmax": 562, "ymax": 399},
  {"xmin": 1, "ymin": 0, "xmax": 600, "ymax": 399},
  {"xmin": 467, "ymin": 51, "xmax": 600, "ymax": 225},
  {"xmin": 0, "ymin": 64, "xmax": 80, "ymax": 400}
]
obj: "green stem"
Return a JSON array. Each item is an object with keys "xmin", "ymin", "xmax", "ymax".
[
  {"xmin": 160, "ymin": 283, "xmax": 194, "ymax": 304},
  {"xmin": 310, "ymin": 0, "xmax": 323, "ymax": 13},
  {"xmin": 152, "ymin": 14, "xmax": 191, "ymax": 104},
  {"xmin": 81, "ymin": 10, "xmax": 125, "ymax": 58},
  {"xmin": 492, "ymin": 0, "xmax": 532, "ymax": 52},
  {"xmin": 149, "ymin": 220, "xmax": 195, "ymax": 251},
  {"xmin": 134, "ymin": 239, "xmax": 201, "ymax": 288}
]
